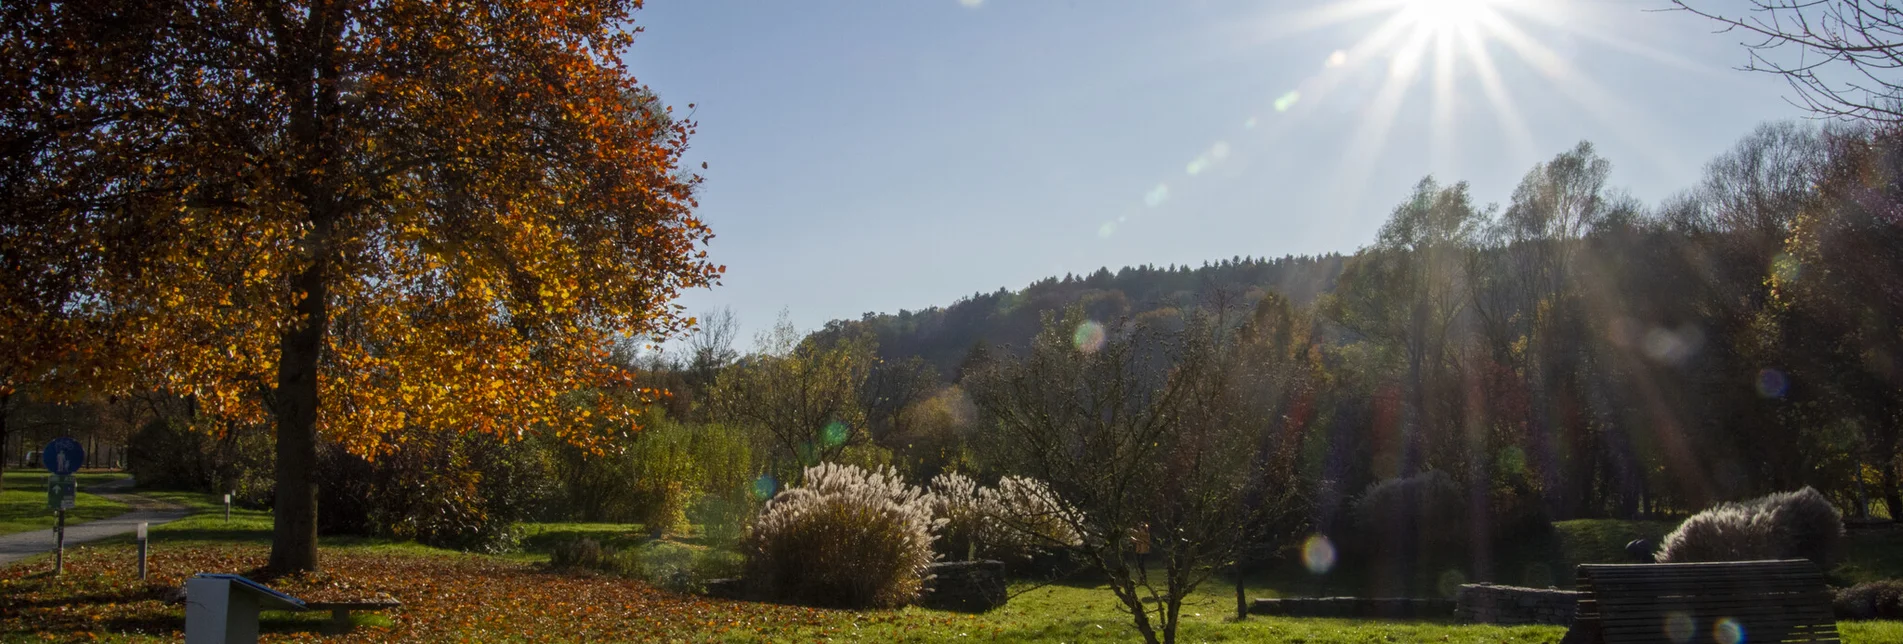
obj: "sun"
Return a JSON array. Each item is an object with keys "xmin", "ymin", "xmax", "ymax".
[{"xmin": 1399, "ymin": 0, "xmax": 1495, "ymax": 33}]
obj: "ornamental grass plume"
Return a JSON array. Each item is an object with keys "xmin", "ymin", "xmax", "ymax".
[{"xmin": 743, "ymin": 462, "xmax": 940, "ymax": 608}]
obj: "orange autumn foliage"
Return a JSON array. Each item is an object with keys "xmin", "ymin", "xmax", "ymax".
[{"xmin": 4, "ymin": 0, "xmax": 719, "ymax": 570}]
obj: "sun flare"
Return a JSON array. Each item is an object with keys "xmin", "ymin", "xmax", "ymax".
[{"xmin": 1400, "ymin": 0, "xmax": 1495, "ymax": 33}]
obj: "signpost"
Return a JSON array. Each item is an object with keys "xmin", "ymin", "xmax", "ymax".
[{"xmin": 42, "ymin": 437, "xmax": 85, "ymax": 576}]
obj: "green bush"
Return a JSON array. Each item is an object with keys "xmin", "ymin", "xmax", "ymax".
[
  {"xmin": 1835, "ymin": 580, "xmax": 1903, "ymax": 620},
  {"xmin": 743, "ymin": 462, "xmax": 939, "ymax": 608},
  {"xmin": 1352, "ymin": 471, "xmax": 1468, "ymax": 552},
  {"xmin": 316, "ymin": 429, "xmax": 552, "ymax": 553},
  {"xmin": 1656, "ymin": 487, "xmax": 1844, "ymax": 567},
  {"xmin": 549, "ymin": 537, "xmax": 745, "ymax": 594}
]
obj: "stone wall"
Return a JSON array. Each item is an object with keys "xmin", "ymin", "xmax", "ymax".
[{"xmin": 1454, "ymin": 583, "xmax": 1580, "ymax": 626}]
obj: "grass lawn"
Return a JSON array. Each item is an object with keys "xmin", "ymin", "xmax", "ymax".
[
  {"xmin": 5, "ymin": 507, "xmax": 1902, "ymax": 642},
  {"xmin": 0, "ymin": 469, "xmax": 131, "ymax": 536}
]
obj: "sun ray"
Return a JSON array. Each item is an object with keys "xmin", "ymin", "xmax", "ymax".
[
  {"xmin": 1430, "ymin": 26, "xmax": 1460, "ymax": 174},
  {"xmin": 1333, "ymin": 25, "xmax": 1435, "ymax": 222},
  {"xmin": 1460, "ymin": 21, "xmax": 1536, "ymax": 162},
  {"xmin": 1491, "ymin": 1, "xmax": 1718, "ymax": 76},
  {"xmin": 1475, "ymin": 10, "xmax": 1687, "ymax": 172}
]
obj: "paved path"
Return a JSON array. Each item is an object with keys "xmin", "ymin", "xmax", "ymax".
[{"xmin": 0, "ymin": 479, "xmax": 192, "ymax": 566}]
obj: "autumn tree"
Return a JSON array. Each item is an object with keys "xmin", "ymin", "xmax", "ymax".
[{"xmin": 3, "ymin": 0, "xmax": 718, "ymax": 572}]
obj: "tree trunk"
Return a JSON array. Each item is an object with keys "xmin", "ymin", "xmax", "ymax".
[
  {"xmin": 269, "ymin": 247, "xmax": 329, "ymax": 574},
  {"xmin": 1234, "ymin": 562, "xmax": 1247, "ymax": 620},
  {"xmin": 0, "ymin": 393, "xmax": 10, "ymax": 485},
  {"xmin": 1881, "ymin": 465, "xmax": 1902, "ymax": 522}
]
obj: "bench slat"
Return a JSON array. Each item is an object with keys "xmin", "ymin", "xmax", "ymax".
[{"xmin": 1562, "ymin": 560, "xmax": 1837, "ymax": 644}]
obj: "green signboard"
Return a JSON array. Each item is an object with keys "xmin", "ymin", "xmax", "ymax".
[{"xmin": 46, "ymin": 475, "xmax": 76, "ymax": 511}]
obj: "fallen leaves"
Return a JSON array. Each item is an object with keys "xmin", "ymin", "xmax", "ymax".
[{"xmin": 1, "ymin": 544, "xmax": 967, "ymax": 642}]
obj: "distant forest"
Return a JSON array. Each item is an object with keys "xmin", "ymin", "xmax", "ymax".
[
  {"xmin": 829, "ymin": 254, "xmax": 1348, "ymax": 376},
  {"xmin": 701, "ymin": 120, "xmax": 1903, "ymax": 526}
]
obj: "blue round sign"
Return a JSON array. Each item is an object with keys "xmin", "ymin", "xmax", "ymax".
[{"xmin": 43, "ymin": 437, "xmax": 85, "ymax": 476}]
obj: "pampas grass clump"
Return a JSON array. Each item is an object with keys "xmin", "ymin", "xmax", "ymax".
[
  {"xmin": 1655, "ymin": 486, "xmax": 1843, "ymax": 567},
  {"xmin": 743, "ymin": 462, "xmax": 940, "ymax": 608},
  {"xmin": 929, "ymin": 472, "xmax": 1083, "ymax": 563}
]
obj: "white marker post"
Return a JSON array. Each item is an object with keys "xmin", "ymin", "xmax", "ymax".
[
  {"xmin": 224, "ymin": 493, "xmax": 232, "ymax": 522},
  {"xmin": 137, "ymin": 522, "xmax": 149, "ymax": 580}
]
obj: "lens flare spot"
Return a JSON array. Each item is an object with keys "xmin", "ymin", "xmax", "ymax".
[
  {"xmin": 1437, "ymin": 569, "xmax": 1468, "ymax": 598},
  {"xmin": 1244, "ymin": 116, "xmax": 1258, "ymax": 129},
  {"xmin": 821, "ymin": 420, "xmax": 850, "ymax": 448},
  {"xmin": 1497, "ymin": 445, "xmax": 1527, "ymax": 475},
  {"xmin": 1274, "ymin": 90, "xmax": 1302, "ymax": 112},
  {"xmin": 1712, "ymin": 617, "xmax": 1744, "ymax": 644},
  {"xmin": 1302, "ymin": 534, "xmax": 1337, "ymax": 574},
  {"xmin": 1755, "ymin": 368, "xmax": 1789, "ymax": 399},
  {"xmin": 1072, "ymin": 320, "xmax": 1107, "ymax": 354},
  {"xmin": 1663, "ymin": 611, "xmax": 1693, "ymax": 643},
  {"xmin": 1327, "ymin": 50, "xmax": 1348, "ymax": 67},
  {"xmin": 1210, "ymin": 141, "xmax": 1231, "ymax": 159},
  {"xmin": 1144, "ymin": 184, "xmax": 1170, "ymax": 207},
  {"xmin": 958, "ymin": 0, "xmax": 983, "ymax": 7},
  {"xmin": 1098, "ymin": 221, "xmax": 1118, "ymax": 238},
  {"xmin": 1186, "ymin": 158, "xmax": 1209, "ymax": 175},
  {"xmin": 1772, "ymin": 251, "xmax": 1802, "ymax": 284},
  {"xmin": 752, "ymin": 474, "xmax": 779, "ymax": 500}
]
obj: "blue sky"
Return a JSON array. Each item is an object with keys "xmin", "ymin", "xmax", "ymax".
[{"xmin": 624, "ymin": 0, "xmax": 1807, "ymax": 346}]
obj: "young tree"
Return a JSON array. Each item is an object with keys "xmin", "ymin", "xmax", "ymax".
[
  {"xmin": 3, "ymin": 0, "xmax": 719, "ymax": 572},
  {"xmin": 966, "ymin": 306, "xmax": 1302, "ymax": 644}
]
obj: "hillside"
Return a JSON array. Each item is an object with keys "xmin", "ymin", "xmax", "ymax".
[{"xmin": 824, "ymin": 253, "xmax": 1348, "ymax": 375}]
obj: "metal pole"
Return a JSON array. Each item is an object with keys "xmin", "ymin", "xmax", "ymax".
[
  {"xmin": 54, "ymin": 509, "xmax": 65, "ymax": 576},
  {"xmin": 137, "ymin": 522, "xmax": 149, "ymax": 581},
  {"xmin": 224, "ymin": 493, "xmax": 231, "ymax": 522}
]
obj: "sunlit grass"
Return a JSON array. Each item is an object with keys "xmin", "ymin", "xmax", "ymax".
[{"xmin": 0, "ymin": 470, "xmax": 131, "ymax": 536}]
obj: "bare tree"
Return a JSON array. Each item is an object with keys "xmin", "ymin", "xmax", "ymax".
[
  {"xmin": 1673, "ymin": 0, "xmax": 1903, "ymax": 122},
  {"xmin": 685, "ymin": 306, "xmax": 740, "ymax": 386},
  {"xmin": 966, "ymin": 306, "xmax": 1305, "ymax": 644}
]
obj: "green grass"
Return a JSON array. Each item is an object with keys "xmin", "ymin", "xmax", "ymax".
[
  {"xmin": 9, "ymin": 510, "xmax": 1903, "ymax": 642},
  {"xmin": 0, "ymin": 470, "xmax": 132, "ymax": 536}
]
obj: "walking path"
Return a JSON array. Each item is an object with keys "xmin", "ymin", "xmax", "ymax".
[{"xmin": 0, "ymin": 478, "xmax": 192, "ymax": 566}]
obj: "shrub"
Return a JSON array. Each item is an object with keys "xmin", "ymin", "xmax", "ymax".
[
  {"xmin": 127, "ymin": 418, "xmax": 274, "ymax": 503},
  {"xmin": 1351, "ymin": 471, "xmax": 1468, "ymax": 552},
  {"xmin": 987, "ymin": 475, "xmax": 1085, "ymax": 557},
  {"xmin": 928, "ymin": 473, "xmax": 1082, "ymax": 564},
  {"xmin": 1834, "ymin": 580, "xmax": 1903, "ymax": 620},
  {"xmin": 743, "ymin": 462, "xmax": 940, "ymax": 608},
  {"xmin": 316, "ymin": 429, "xmax": 552, "ymax": 553},
  {"xmin": 1656, "ymin": 487, "xmax": 1843, "ymax": 567},
  {"xmin": 550, "ymin": 537, "xmax": 747, "ymax": 594}
]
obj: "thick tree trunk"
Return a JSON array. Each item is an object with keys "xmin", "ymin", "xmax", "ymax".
[{"xmin": 269, "ymin": 249, "xmax": 329, "ymax": 574}]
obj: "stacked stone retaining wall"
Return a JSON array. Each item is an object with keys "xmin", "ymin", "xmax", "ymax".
[{"xmin": 1454, "ymin": 583, "xmax": 1580, "ymax": 626}]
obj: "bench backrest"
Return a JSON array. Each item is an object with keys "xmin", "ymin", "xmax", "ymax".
[{"xmin": 1575, "ymin": 560, "xmax": 1837, "ymax": 643}]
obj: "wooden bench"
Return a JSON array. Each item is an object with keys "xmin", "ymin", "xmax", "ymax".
[
  {"xmin": 183, "ymin": 574, "xmax": 401, "ymax": 643},
  {"xmin": 305, "ymin": 597, "xmax": 403, "ymax": 634},
  {"xmin": 1560, "ymin": 559, "xmax": 1838, "ymax": 644}
]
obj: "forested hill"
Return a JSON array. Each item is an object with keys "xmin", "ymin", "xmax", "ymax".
[{"xmin": 821, "ymin": 253, "xmax": 1347, "ymax": 375}]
